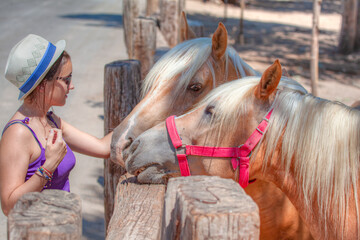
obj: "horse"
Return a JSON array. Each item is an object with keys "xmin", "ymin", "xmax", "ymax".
[
  {"xmin": 111, "ymin": 12, "xmax": 259, "ymax": 167},
  {"xmin": 125, "ymin": 60, "xmax": 360, "ymax": 239},
  {"xmin": 112, "ymin": 12, "xmax": 312, "ymax": 239}
]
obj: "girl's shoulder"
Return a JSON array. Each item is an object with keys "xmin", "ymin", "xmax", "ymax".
[{"xmin": 1, "ymin": 119, "xmax": 37, "ymax": 150}]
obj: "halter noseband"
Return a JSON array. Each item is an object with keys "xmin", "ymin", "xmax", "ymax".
[{"xmin": 165, "ymin": 110, "xmax": 273, "ymax": 188}]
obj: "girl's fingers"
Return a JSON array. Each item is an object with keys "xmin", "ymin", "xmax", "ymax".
[
  {"xmin": 55, "ymin": 130, "xmax": 63, "ymax": 143},
  {"xmin": 47, "ymin": 129, "xmax": 54, "ymax": 145}
]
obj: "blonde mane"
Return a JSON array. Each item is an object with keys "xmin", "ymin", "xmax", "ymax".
[
  {"xmin": 141, "ymin": 38, "xmax": 259, "ymax": 99},
  {"xmin": 199, "ymin": 76, "xmax": 360, "ymax": 238},
  {"xmin": 263, "ymin": 89, "xmax": 360, "ymax": 238}
]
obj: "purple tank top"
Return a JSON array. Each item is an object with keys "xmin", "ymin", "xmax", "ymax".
[{"xmin": 2, "ymin": 112, "xmax": 76, "ymax": 192}]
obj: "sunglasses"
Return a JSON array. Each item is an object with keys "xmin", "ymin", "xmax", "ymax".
[{"xmin": 56, "ymin": 74, "xmax": 72, "ymax": 86}]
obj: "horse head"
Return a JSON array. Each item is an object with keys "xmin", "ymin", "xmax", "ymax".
[
  {"xmin": 124, "ymin": 60, "xmax": 286, "ymax": 183},
  {"xmin": 111, "ymin": 13, "xmax": 258, "ymax": 167}
]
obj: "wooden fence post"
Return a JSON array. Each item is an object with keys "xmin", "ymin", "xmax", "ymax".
[
  {"xmin": 147, "ymin": 0, "xmax": 160, "ymax": 16},
  {"xmin": 162, "ymin": 176, "xmax": 260, "ymax": 239},
  {"xmin": 8, "ymin": 190, "xmax": 82, "ymax": 240},
  {"xmin": 104, "ymin": 60, "xmax": 142, "ymax": 231},
  {"xmin": 133, "ymin": 17, "xmax": 157, "ymax": 79},
  {"xmin": 123, "ymin": 0, "xmax": 147, "ymax": 58},
  {"xmin": 159, "ymin": 0, "xmax": 185, "ymax": 47},
  {"xmin": 123, "ymin": 0, "xmax": 157, "ymax": 79},
  {"xmin": 106, "ymin": 174, "xmax": 166, "ymax": 239},
  {"xmin": 187, "ymin": 19, "xmax": 205, "ymax": 38}
]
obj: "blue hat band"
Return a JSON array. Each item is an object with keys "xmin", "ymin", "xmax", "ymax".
[{"xmin": 19, "ymin": 42, "xmax": 56, "ymax": 94}]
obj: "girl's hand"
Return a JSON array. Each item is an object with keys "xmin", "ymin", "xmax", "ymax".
[{"xmin": 43, "ymin": 129, "xmax": 67, "ymax": 173}]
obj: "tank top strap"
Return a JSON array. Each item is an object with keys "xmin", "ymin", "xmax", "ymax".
[
  {"xmin": 2, "ymin": 118, "xmax": 43, "ymax": 149},
  {"xmin": 47, "ymin": 111, "xmax": 59, "ymax": 128}
]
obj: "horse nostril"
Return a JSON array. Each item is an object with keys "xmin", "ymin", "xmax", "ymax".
[
  {"xmin": 129, "ymin": 139, "xmax": 140, "ymax": 153},
  {"xmin": 123, "ymin": 137, "xmax": 133, "ymax": 151},
  {"xmin": 122, "ymin": 138, "xmax": 136, "ymax": 163}
]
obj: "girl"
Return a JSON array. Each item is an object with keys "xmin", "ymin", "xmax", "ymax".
[{"xmin": 0, "ymin": 34, "xmax": 112, "ymax": 216}]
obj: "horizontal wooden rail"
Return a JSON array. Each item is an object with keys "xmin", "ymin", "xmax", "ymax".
[{"xmin": 107, "ymin": 175, "xmax": 260, "ymax": 239}]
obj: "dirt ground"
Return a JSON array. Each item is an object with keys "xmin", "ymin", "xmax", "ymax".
[{"xmin": 185, "ymin": 0, "xmax": 360, "ymax": 106}]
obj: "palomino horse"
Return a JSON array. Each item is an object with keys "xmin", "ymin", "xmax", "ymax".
[
  {"xmin": 111, "ymin": 14, "xmax": 258, "ymax": 167},
  {"xmin": 125, "ymin": 60, "xmax": 360, "ymax": 239},
  {"xmin": 112, "ymin": 13, "xmax": 312, "ymax": 240}
]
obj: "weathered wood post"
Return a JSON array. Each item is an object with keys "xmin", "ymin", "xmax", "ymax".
[
  {"xmin": 106, "ymin": 174, "xmax": 166, "ymax": 239},
  {"xmin": 8, "ymin": 190, "xmax": 82, "ymax": 240},
  {"xmin": 159, "ymin": 0, "xmax": 185, "ymax": 47},
  {"xmin": 147, "ymin": 0, "xmax": 160, "ymax": 16},
  {"xmin": 123, "ymin": 0, "xmax": 157, "ymax": 79},
  {"xmin": 133, "ymin": 17, "xmax": 157, "ymax": 79},
  {"xmin": 162, "ymin": 176, "xmax": 260, "ymax": 239},
  {"xmin": 123, "ymin": 0, "xmax": 147, "ymax": 58},
  {"xmin": 104, "ymin": 60, "xmax": 142, "ymax": 230},
  {"xmin": 187, "ymin": 19, "xmax": 205, "ymax": 38}
]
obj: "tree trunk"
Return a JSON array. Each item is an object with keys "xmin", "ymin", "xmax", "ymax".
[
  {"xmin": 104, "ymin": 60, "xmax": 142, "ymax": 232},
  {"xmin": 338, "ymin": 0, "xmax": 358, "ymax": 54},
  {"xmin": 311, "ymin": 0, "xmax": 322, "ymax": 96},
  {"xmin": 237, "ymin": 0, "xmax": 246, "ymax": 45},
  {"xmin": 355, "ymin": 0, "xmax": 360, "ymax": 50}
]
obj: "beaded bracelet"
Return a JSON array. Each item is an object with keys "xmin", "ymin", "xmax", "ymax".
[
  {"xmin": 36, "ymin": 167, "xmax": 53, "ymax": 181},
  {"xmin": 41, "ymin": 166, "xmax": 53, "ymax": 178}
]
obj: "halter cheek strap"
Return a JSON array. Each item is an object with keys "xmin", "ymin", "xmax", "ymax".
[{"xmin": 165, "ymin": 109, "xmax": 273, "ymax": 188}]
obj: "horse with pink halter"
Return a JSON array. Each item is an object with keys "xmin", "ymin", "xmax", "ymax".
[
  {"xmin": 125, "ymin": 60, "xmax": 360, "ymax": 239},
  {"xmin": 111, "ymin": 13, "xmax": 312, "ymax": 239}
]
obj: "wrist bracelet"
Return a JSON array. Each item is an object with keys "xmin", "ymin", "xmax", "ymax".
[
  {"xmin": 41, "ymin": 166, "xmax": 53, "ymax": 178},
  {"xmin": 37, "ymin": 167, "xmax": 53, "ymax": 181}
]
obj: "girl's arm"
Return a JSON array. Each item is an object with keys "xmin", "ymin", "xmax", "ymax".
[{"xmin": 60, "ymin": 117, "xmax": 113, "ymax": 159}]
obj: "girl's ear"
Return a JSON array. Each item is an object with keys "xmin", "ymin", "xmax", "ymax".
[{"xmin": 254, "ymin": 59, "xmax": 282, "ymax": 100}]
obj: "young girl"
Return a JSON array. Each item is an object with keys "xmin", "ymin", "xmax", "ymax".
[{"xmin": 0, "ymin": 34, "xmax": 112, "ymax": 216}]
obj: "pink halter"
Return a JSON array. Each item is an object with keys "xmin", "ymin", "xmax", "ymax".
[{"xmin": 165, "ymin": 110, "xmax": 273, "ymax": 188}]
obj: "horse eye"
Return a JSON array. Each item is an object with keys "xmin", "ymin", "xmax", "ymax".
[{"xmin": 188, "ymin": 83, "xmax": 202, "ymax": 92}]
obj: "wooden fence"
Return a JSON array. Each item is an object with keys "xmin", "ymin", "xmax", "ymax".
[{"xmin": 106, "ymin": 174, "xmax": 259, "ymax": 239}]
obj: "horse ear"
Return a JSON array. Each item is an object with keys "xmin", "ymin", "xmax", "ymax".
[
  {"xmin": 179, "ymin": 11, "xmax": 197, "ymax": 42},
  {"xmin": 255, "ymin": 59, "xmax": 282, "ymax": 100},
  {"xmin": 211, "ymin": 22, "xmax": 228, "ymax": 60}
]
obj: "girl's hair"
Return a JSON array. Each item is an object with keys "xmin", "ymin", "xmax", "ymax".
[{"xmin": 26, "ymin": 51, "xmax": 71, "ymax": 103}]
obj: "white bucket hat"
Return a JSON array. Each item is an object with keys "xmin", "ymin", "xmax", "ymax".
[{"xmin": 4, "ymin": 34, "xmax": 66, "ymax": 100}]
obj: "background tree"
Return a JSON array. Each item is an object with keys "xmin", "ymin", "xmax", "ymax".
[
  {"xmin": 338, "ymin": 0, "xmax": 358, "ymax": 54},
  {"xmin": 311, "ymin": 0, "xmax": 322, "ymax": 96}
]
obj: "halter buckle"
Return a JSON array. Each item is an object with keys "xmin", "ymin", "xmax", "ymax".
[{"xmin": 237, "ymin": 144, "xmax": 252, "ymax": 158}]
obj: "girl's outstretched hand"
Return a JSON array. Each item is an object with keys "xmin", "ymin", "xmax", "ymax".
[{"xmin": 43, "ymin": 129, "xmax": 67, "ymax": 173}]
